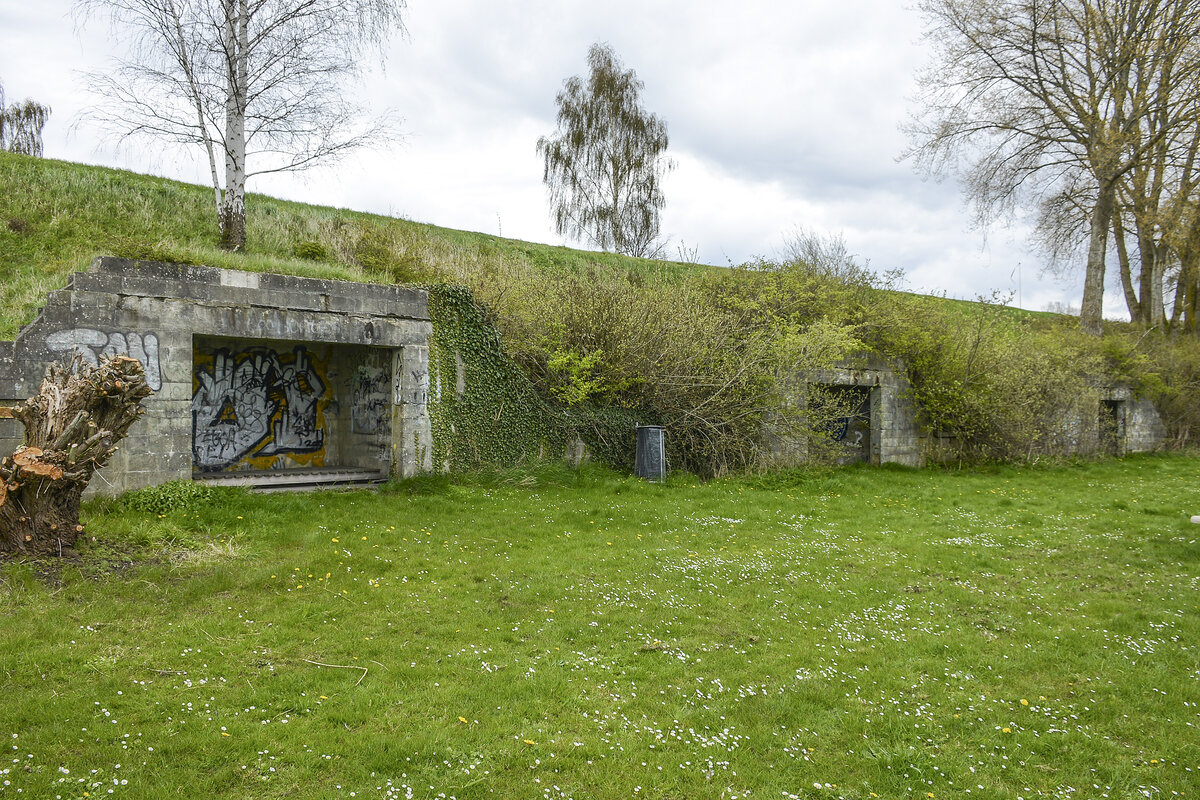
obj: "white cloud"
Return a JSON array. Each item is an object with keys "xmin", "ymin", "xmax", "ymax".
[{"xmin": 1, "ymin": 0, "xmax": 1110, "ymax": 315}]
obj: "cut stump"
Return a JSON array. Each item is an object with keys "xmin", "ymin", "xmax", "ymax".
[{"xmin": 0, "ymin": 355, "xmax": 152, "ymax": 556}]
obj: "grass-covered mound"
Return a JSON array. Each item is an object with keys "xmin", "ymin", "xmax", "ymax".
[
  {"xmin": 1, "ymin": 455, "xmax": 1198, "ymax": 798},
  {"xmin": 3, "ymin": 152, "xmax": 1198, "ymax": 472},
  {"xmin": 0, "ymin": 152, "xmax": 692, "ymax": 340}
]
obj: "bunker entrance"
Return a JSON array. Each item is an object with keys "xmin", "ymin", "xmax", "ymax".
[
  {"xmin": 811, "ymin": 384, "xmax": 874, "ymax": 464},
  {"xmin": 191, "ymin": 336, "xmax": 394, "ymax": 483},
  {"xmin": 1099, "ymin": 399, "xmax": 1126, "ymax": 456}
]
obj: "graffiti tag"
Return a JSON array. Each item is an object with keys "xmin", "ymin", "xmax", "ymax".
[
  {"xmin": 46, "ymin": 329, "xmax": 162, "ymax": 391},
  {"xmin": 351, "ymin": 365, "xmax": 389, "ymax": 434},
  {"xmin": 192, "ymin": 345, "xmax": 326, "ymax": 470}
]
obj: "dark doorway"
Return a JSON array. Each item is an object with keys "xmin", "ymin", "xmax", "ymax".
[
  {"xmin": 1099, "ymin": 399, "xmax": 1125, "ymax": 456},
  {"xmin": 812, "ymin": 385, "xmax": 873, "ymax": 463}
]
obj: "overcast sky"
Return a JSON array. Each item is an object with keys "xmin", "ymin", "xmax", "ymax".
[{"xmin": 2, "ymin": 0, "xmax": 1124, "ymax": 315}]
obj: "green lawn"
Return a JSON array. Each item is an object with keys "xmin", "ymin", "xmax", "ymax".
[{"xmin": 2, "ymin": 456, "xmax": 1199, "ymax": 799}]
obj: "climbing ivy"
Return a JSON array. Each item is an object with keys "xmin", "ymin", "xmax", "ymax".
[
  {"xmin": 427, "ymin": 284, "xmax": 561, "ymax": 470},
  {"xmin": 426, "ymin": 284, "xmax": 649, "ymax": 472}
]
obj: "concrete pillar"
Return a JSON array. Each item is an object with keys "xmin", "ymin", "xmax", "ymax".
[{"xmin": 392, "ymin": 345, "xmax": 433, "ymax": 477}]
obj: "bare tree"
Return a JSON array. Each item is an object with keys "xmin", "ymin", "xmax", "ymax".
[
  {"xmin": 78, "ymin": 0, "xmax": 406, "ymax": 250},
  {"xmin": 906, "ymin": 0, "xmax": 1200, "ymax": 335},
  {"xmin": 0, "ymin": 80, "xmax": 52, "ymax": 157},
  {"xmin": 537, "ymin": 43, "xmax": 674, "ymax": 258}
]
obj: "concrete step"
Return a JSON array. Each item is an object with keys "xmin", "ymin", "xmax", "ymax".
[{"xmin": 195, "ymin": 467, "xmax": 387, "ymax": 493}]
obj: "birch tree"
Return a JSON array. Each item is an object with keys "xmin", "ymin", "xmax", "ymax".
[
  {"xmin": 906, "ymin": 0, "xmax": 1200, "ymax": 334},
  {"xmin": 0, "ymin": 80, "xmax": 52, "ymax": 157},
  {"xmin": 79, "ymin": 0, "xmax": 406, "ymax": 251},
  {"xmin": 537, "ymin": 43, "xmax": 674, "ymax": 258}
]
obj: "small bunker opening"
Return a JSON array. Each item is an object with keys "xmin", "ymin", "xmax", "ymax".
[
  {"xmin": 1099, "ymin": 398, "xmax": 1126, "ymax": 456},
  {"xmin": 810, "ymin": 384, "xmax": 875, "ymax": 464}
]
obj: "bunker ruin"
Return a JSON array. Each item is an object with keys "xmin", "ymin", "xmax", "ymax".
[{"xmin": 0, "ymin": 258, "xmax": 432, "ymax": 493}]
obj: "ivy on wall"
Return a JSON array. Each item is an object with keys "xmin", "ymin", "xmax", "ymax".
[
  {"xmin": 427, "ymin": 284, "xmax": 562, "ymax": 470},
  {"xmin": 426, "ymin": 284, "xmax": 648, "ymax": 472}
]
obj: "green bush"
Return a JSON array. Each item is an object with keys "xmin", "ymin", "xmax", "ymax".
[
  {"xmin": 292, "ymin": 240, "xmax": 329, "ymax": 261},
  {"xmin": 869, "ymin": 294, "xmax": 1099, "ymax": 463}
]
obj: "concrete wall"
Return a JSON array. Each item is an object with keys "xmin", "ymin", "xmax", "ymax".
[
  {"xmin": 765, "ymin": 355, "xmax": 923, "ymax": 468},
  {"xmin": 766, "ymin": 355, "xmax": 1167, "ymax": 468},
  {"xmin": 0, "ymin": 257, "xmax": 432, "ymax": 494}
]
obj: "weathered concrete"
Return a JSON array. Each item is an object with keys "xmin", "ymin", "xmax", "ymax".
[
  {"xmin": 766, "ymin": 354, "xmax": 1166, "ymax": 467},
  {"xmin": 765, "ymin": 354, "xmax": 924, "ymax": 468},
  {"xmin": 0, "ymin": 258, "xmax": 432, "ymax": 494}
]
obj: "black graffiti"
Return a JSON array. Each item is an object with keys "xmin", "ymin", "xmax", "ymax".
[{"xmin": 351, "ymin": 365, "xmax": 389, "ymax": 434}]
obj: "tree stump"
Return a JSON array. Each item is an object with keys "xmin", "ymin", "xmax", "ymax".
[{"xmin": 0, "ymin": 354, "xmax": 152, "ymax": 556}]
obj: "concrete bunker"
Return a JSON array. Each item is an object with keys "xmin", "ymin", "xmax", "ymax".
[
  {"xmin": 0, "ymin": 257, "xmax": 433, "ymax": 494},
  {"xmin": 0, "ymin": 259, "xmax": 1173, "ymax": 491},
  {"xmin": 764, "ymin": 358, "xmax": 922, "ymax": 468}
]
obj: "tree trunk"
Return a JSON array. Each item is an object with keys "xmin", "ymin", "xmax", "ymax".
[
  {"xmin": 1137, "ymin": 233, "xmax": 1167, "ymax": 328},
  {"xmin": 0, "ymin": 356, "xmax": 152, "ymax": 557},
  {"xmin": 1181, "ymin": 260, "xmax": 1199, "ymax": 335},
  {"xmin": 1081, "ymin": 177, "xmax": 1116, "ymax": 336},
  {"xmin": 218, "ymin": 0, "xmax": 248, "ymax": 251},
  {"xmin": 1114, "ymin": 209, "xmax": 1143, "ymax": 323}
]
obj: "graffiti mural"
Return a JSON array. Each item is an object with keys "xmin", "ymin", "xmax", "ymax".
[
  {"xmin": 351, "ymin": 364, "xmax": 389, "ymax": 434},
  {"xmin": 192, "ymin": 345, "xmax": 327, "ymax": 471},
  {"xmin": 46, "ymin": 329, "xmax": 162, "ymax": 391}
]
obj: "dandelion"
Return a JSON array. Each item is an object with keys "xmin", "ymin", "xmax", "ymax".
[
  {"xmin": 1003, "ymin": 727, "xmax": 1012, "ymax": 733},
  {"xmin": 458, "ymin": 717, "xmax": 468, "ymax": 724},
  {"xmin": 1020, "ymin": 699, "xmax": 1029, "ymax": 706}
]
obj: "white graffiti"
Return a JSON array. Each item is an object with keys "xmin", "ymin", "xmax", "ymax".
[
  {"xmin": 192, "ymin": 345, "xmax": 326, "ymax": 470},
  {"xmin": 45, "ymin": 329, "xmax": 162, "ymax": 391}
]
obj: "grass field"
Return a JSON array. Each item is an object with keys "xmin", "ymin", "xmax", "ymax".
[{"xmin": 2, "ymin": 455, "xmax": 1199, "ymax": 799}]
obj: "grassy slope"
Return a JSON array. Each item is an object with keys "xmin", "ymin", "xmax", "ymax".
[
  {"xmin": 1, "ymin": 152, "xmax": 1063, "ymax": 343},
  {"xmin": 0, "ymin": 152, "xmax": 699, "ymax": 339},
  {"xmin": 1, "ymin": 455, "xmax": 1198, "ymax": 799}
]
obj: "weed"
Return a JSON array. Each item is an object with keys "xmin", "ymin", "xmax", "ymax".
[{"xmin": 118, "ymin": 479, "xmax": 220, "ymax": 515}]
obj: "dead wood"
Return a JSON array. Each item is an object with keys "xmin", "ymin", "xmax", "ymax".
[{"xmin": 0, "ymin": 354, "xmax": 152, "ymax": 556}]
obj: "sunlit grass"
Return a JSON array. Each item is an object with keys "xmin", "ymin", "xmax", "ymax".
[{"xmin": 2, "ymin": 454, "xmax": 1198, "ymax": 799}]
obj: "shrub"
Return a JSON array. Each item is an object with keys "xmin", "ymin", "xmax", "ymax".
[
  {"xmin": 293, "ymin": 240, "xmax": 329, "ymax": 261},
  {"xmin": 869, "ymin": 294, "xmax": 1099, "ymax": 462}
]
